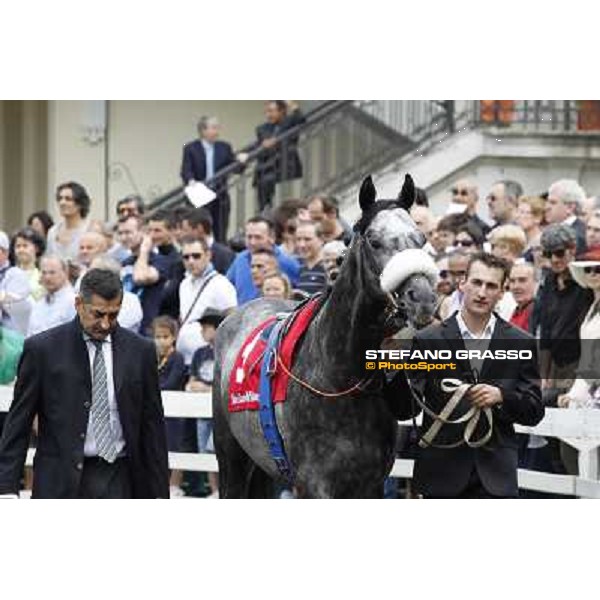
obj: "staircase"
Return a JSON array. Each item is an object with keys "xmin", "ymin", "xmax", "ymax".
[{"xmin": 148, "ymin": 100, "xmax": 600, "ymax": 232}]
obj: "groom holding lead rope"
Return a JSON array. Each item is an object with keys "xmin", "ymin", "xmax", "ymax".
[{"xmin": 386, "ymin": 252, "xmax": 543, "ymax": 498}]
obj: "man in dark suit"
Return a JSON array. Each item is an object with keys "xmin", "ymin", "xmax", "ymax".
[
  {"xmin": 180, "ymin": 116, "xmax": 237, "ymax": 242},
  {"xmin": 387, "ymin": 252, "xmax": 544, "ymax": 498},
  {"xmin": 239, "ymin": 101, "xmax": 305, "ymax": 212},
  {"xmin": 0, "ymin": 268, "xmax": 169, "ymax": 498}
]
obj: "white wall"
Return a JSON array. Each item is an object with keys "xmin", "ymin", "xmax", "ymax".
[
  {"xmin": 47, "ymin": 100, "xmax": 267, "ymax": 222},
  {"xmin": 339, "ymin": 128, "xmax": 600, "ymax": 224}
]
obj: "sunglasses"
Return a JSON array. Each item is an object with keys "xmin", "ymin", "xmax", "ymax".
[
  {"xmin": 449, "ymin": 270, "xmax": 467, "ymax": 278},
  {"xmin": 182, "ymin": 252, "xmax": 204, "ymax": 260},
  {"xmin": 584, "ymin": 266, "xmax": 600, "ymax": 274},
  {"xmin": 439, "ymin": 270, "xmax": 450, "ymax": 278},
  {"xmin": 451, "ymin": 188, "xmax": 469, "ymax": 196},
  {"xmin": 455, "ymin": 239, "xmax": 475, "ymax": 247},
  {"xmin": 542, "ymin": 248, "xmax": 567, "ymax": 259}
]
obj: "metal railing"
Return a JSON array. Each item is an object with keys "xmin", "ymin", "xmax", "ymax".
[
  {"xmin": 147, "ymin": 100, "xmax": 600, "ymax": 236},
  {"xmin": 146, "ymin": 100, "xmax": 418, "ymax": 235}
]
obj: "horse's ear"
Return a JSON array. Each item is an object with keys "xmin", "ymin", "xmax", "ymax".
[
  {"xmin": 359, "ymin": 176, "xmax": 376, "ymax": 212},
  {"xmin": 397, "ymin": 174, "xmax": 415, "ymax": 211}
]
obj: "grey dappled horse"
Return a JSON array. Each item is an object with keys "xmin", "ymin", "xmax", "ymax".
[{"xmin": 212, "ymin": 174, "xmax": 438, "ymax": 498}]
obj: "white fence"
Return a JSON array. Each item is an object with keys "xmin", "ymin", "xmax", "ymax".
[{"xmin": 1, "ymin": 386, "xmax": 600, "ymax": 498}]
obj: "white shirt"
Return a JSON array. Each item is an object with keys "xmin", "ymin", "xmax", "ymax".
[
  {"xmin": 117, "ymin": 291, "xmax": 143, "ymax": 332},
  {"xmin": 27, "ymin": 285, "xmax": 77, "ymax": 337},
  {"xmin": 0, "ymin": 263, "xmax": 33, "ymax": 335},
  {"xmin": 83, "ymin": 334, "xmax": 126, "ymax": 457},
  {"xmin": 176, "ymin": 269, "xmax": 237, "ymax": 364},
  {"xmin": 456, "ymin": 310, "xmax": 497, "ymax": 374},
  {"xmin": 456, "ymin": 310, "xmax": 497, "ymax": 341}
]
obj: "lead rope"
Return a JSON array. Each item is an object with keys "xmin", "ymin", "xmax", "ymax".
[{"xmin": 412, "ymin": 377, "xmax": 494, "ymax": 449}]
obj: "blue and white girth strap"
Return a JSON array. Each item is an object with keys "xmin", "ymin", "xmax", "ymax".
[{"xmin": 258, "ymin": 318, "xmax": 295, "ymax": 484}]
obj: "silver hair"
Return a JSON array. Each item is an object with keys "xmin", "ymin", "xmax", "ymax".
[
  {"xmin": 540, "ymin": 223, "xmax": 577, "ymax": 251},
  {"xmin": 511, "ymin": 259, "xmax": 540, "ymax": 281},
  {"xmin": 40, "ymin": 254, "xmax": 69, "ymax": 273},
  {"xmin": 197, "ymin": 116, "xmax": 219, "ymax": 132},
  {"xmin": 89, "ymin": 256, "xmax": 122, "ymax": 275},
  {"xmin": 548, "ymin": 179, "xmax": 586, "ymax": 206}
]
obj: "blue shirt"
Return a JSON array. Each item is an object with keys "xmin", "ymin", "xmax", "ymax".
[
  {"xmin": 202, "ymin": 140, "xmax": 215, "ymax": 180},
  {"xmin": 121, "ymin": 252, "xmax": 171, "ymax": 336},
  {"xmin": 226, "ymin": 246, "xmax": 301, "ymax": 304}
]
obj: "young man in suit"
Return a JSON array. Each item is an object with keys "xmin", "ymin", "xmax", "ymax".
[
  {"xmin": 180, "ymin": 116, "xmax": 237, "ymax": 242},
  {"xmin": 0, "ymin": 268, "xmax": 169, "ymax": 499},
  {"xmin": 387, "ymin": 252, "xmax": 544, "ymax": 498}
]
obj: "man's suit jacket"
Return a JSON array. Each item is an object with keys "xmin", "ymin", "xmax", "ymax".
[
  {"xmin": 210, "ymin": 241, "xmax": 235, "ymax": 275},
  {"xmin": 251, "ymin": 110, "xmax": 306, "ymax": 184},
  {"xmin": 386, "ymin": 313, "xmax": 544, "ymax": 497},
  {"xmin": 571, "ymin": 217, "xmax": 588, "ymax": 256},
  {"xmin": 180, "ymin": 139, "xmax": 237, "ymax": 241},
  {"xmin": 0, "ymin": 319, "xmax": 169, "ymax": 498},
  {"xmin": 180, "ymin": 139, "xmax": 236, "ymax": 190}
]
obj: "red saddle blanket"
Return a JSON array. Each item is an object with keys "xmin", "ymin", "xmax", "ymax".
[{"xmin": 228, "ymin": 298, "xmax": 320, "ymax": 412}]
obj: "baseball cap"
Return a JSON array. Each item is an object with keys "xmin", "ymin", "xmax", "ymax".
[{"xmin": 197, "ymin": 308, "xmax": 226, "ymax": 328}]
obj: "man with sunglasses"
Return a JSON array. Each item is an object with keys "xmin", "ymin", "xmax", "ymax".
[
  {"xmin": 176, "ymin": 237, "xmax": 237, "ymax": 366},
  {"xmin": 449, "ymin": 179, "xmax": 491, "ymax": 236},
  {"xmin": 486, "ymin": 180, "xmax": 522, "ymax": 230}
]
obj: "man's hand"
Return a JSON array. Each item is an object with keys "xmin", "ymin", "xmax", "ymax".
[
  {"xmin": 466, "ymin": 384, "xmax": 503, "ymax": 408},
  {"xmin": 236, "ymin": 152, "xmax": 249, "ymax": 164},
  {"xmin": 261, "ymin": 138, "xmax": 277, "ymax": 149},
  {"xmin": 557, "ymin": 393, "xmax": 572, "ymax": 408},
  {"xmin": 186, "ymin": 380, "xmax": 211, "ymax": 393},
  {"xmin": 140, "ymin": 234, "xmax": 153, "ymax": 256}
]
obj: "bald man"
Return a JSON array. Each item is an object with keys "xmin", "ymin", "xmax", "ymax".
[
  {"xmin": 78, "ymin": 231, "xmax": 108, "ymax": 268},
  {"xmin": 450, "ymin": 178, "xmax": 491, "ymax": 235}
]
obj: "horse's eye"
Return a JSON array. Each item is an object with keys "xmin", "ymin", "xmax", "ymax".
[{"xmin": 370, "ymin": 239, "xmax": 382, "ymax": 250}]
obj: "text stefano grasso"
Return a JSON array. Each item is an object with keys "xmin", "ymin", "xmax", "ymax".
[{"xmin": 365, "ymin": 349, "xmax": 533, "ymax": 361}]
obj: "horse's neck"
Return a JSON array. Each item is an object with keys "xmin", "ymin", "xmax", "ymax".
[{"xmin": 313, "ymin": 262, "xmax": 386, "ymax": 374}]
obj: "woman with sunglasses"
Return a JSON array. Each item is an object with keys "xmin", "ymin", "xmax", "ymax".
[
  {"xmin": 535, "ymin": 224, "xmax": 594, "ymax": 475},
  {"xmin": 455, "ymin": 222, "xmax": 485, "ymax": 255},
  {"xmin": 558, "ymin": 248, "xmax": 600, "ymax": 410}
]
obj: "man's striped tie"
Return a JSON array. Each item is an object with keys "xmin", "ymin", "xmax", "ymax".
[{"xmin": 91, "ymin": 340, "xmax": 119, "ymax": 463}]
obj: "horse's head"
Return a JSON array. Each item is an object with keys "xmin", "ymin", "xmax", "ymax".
[{"xmin": 353, "ymin": 174, "xmax": 438, "ymax": 331}]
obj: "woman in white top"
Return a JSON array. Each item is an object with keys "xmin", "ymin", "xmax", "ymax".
[
  {"xmin": 12, "ymin": 227, "xmax": 46, "ymax": 301},
  {"xmin": 559, "ymin": 249, "xmax": 600, "ymax": 408},
  {"xmin": 45, "ymin": 182, "xmax": 92, "ymax": 261}
]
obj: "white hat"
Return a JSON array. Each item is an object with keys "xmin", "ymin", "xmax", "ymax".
[{"xmin": 569, "ymin": 261, "xmax": 600, "ymax": 289}]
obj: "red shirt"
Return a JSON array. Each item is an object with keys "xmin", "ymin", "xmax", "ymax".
[{"xmin": 510, "ymin": 300, "xmax": 533, "ymax": 333}]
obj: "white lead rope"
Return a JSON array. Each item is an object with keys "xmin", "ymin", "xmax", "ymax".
[{"xmin": 414, "ymin": 378, "xmax": 494, "ymax": 449}]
